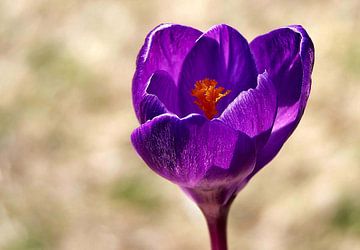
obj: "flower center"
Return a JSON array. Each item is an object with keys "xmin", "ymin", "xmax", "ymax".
[{"xmin": 191, "ymin": 78, "xmax": 231, "ymax": 119}]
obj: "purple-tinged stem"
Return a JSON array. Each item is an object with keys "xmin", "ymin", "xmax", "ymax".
[
  {"xmin": 203, "ymin": 205, "xmax": 230, "ymax": 250},
  {"xmin": 181, "ymin": 186, "xmax": 236, "ymax": 250}
]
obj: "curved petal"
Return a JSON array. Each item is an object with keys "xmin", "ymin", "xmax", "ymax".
[
  {"xmin": 178, "ymin": 36, "xmax": 225, "ymax": 117},
  {"xmin": 138, "ymin": 95, "xmax": 168, "ymax": 124},
  {"xmin": 146, "ymin": 70, "xmax": 178, "ymax": 115},
  {"xmin": 249, "ymin": 25, "xmax": 314, "ymax": 177},
  {"xmin": 132, "ymin": 24, "xmax": 202, "ymax": 122},
  {"xmin": 138, "ymin": 70, "xmax": 177, "ymax": 123},
  {"xmin": 131, "ymin": 114, "xmax": 256, "ymax": 188},
  {"xmin": 203, "ymin": 24, "xmax": 258, "ymax": 112},
  {"xmin": 178, "ymin": 24, "xmax": 258, "ymax": 117},
  {"xmin": 218, "ymin": 72, "xmax": 277, "ymax": 148}
]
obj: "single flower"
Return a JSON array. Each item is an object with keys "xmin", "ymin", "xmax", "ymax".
[{"xmin": 131, "ymin": 24, "xmax": 314, "ymax": 250}]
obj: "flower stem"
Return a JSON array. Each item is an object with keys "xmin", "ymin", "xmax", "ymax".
[
  {"xmin": 205, "ymin": 207, "xmax": 229, "ymax": 250},
  {"xmin": 180, "ymin": 187, "xmax": 236, "ymax": 250},
  {"xmin": 200, "ymin": 203, "xmax": 231, "ymax": 250}
]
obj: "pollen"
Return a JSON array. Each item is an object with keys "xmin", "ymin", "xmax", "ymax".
[{"xmin": 191, "ymin": 78, "xmax": 231, "ymax": 119}]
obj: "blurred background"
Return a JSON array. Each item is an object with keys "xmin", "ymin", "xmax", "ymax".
[{"xmin": 0, "ymin": 0, "xmax": 359, "ymax": 249}]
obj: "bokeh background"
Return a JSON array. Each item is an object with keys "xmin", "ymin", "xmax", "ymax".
[{"xmin": 0, "ymin": 0, "xmax": 359, "ymax": 249}]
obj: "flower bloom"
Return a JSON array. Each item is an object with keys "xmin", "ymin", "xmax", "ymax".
[{"xmin": 131, "ymin": 24, "xmax": 314, "ymax": 248}]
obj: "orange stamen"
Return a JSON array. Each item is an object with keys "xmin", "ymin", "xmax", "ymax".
[{"xmin": 191, "ymin": 78, "xmax": 231, "ymax": 119}]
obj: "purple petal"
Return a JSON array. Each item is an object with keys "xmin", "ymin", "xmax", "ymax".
[
  {"xmin": 251, "ymin": 27, "xmax": 301, "ymax": 106},
  {"xmin": 146, "ymin": 70, "xmax": 178, "ymax": 115},
  {"xmin": 131, "ymin": 114, "xmax": 256, "ymax": 188},
  {"xmin": 249, "ymin": 25, "xmax": 314, "ymax": 177},
  {"xmin": 138, "ymin": 70, "xmax": 178, "ymax": 123},
  {"xmin": 133, "ymin": 24, "xmax": 202, "ymax": 122},
  {"xmin": 203, "ymin": 24, "xmax": 258, "ymax": 112},
  {"xmin": 138, "ymin": 95, "xmax": 168, "ymax": 124},
  {"xmin": 178, "ymin": 24, "xmax": 258, "ymax": 117},
  {"xmin": 178, "ymin": 36, "xmax": 225, "ymax": 117},
  {"xmin": 218, "ymin": 72, "xmax": 277, "ymax": 148}
]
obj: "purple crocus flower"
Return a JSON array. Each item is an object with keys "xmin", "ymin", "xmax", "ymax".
[{"xmin": 131, "ymin": 24, "xmax": 314, "ymax": 250}]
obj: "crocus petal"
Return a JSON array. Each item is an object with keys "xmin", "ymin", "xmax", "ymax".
[
  {"xmin": 139, "ymin": 95, "xmax": 168, "ymax": 124},
  {"xmin": 178, "ymin": 24, "xmax": 258, "ymax": 117},
  {"xmin": 131, "ymin": 114, "xmax": 256, "ymax": 188},
  {"xmin": 178, "ymin": 36, "xmax": 225, "ymax": 117},
  {"xmin": 146, "ymin": 70, "xmax": 178, "ymax": 116},
  {"xmin": 218, "ymin": 72, "xmax": 277, "ymax": 148},
  {"xmin": 203, "ymin": 24, "xmax": 258, "ymax": 112},
  {"xmin": 249, "ymin": 25, "xmax": 314, "ymax": 177},
  {"xmin": 138, "ymin": 70, "xmax": 178, "ymax": 123},
  {"xmin": 133, "ymin": 24, "xmax": 202, "ymax": 122}
]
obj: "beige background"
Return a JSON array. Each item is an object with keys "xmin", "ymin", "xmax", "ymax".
[{"xmin": 0, "ymin": 0, "xmax": 360, "ymax": 249}]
